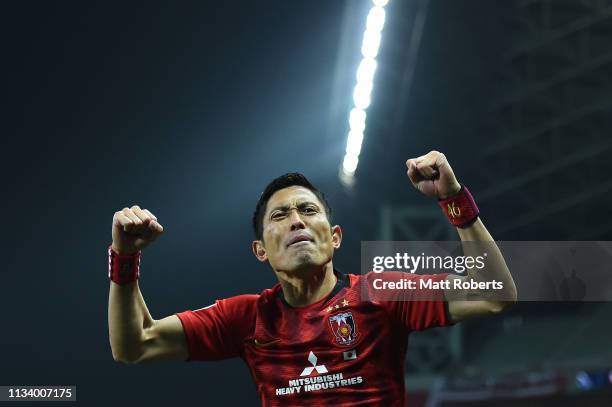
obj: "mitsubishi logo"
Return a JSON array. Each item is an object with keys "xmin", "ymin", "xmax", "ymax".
[{"xmin": 300, "ymin": 351, "xmax": 328, "ymax": 376}]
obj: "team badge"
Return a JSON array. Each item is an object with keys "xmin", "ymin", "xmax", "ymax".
[{"xmin": 328, "ymin": 311, "xmax": 358, "ymax": 346}]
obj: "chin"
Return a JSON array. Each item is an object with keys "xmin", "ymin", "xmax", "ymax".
[
  {"xmin": 288, "ymin": 253, "xmax": 332, "ymax": 273},
  {"xmin": 274, "ymin": 256, "xmax": 313, "ymax": 274}
]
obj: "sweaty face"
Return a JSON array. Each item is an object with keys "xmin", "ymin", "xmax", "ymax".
[{"xmin": 257, "ymin": 186, "xmax": 340, "ymax": 273}]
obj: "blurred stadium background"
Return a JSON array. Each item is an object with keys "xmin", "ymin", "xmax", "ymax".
[
  {"xmin": 2, "ymin": 0, "xmax": 611, "ymax": 406},
  {"xmin": 356, "ymin": 0, "xmax": 612, "ymax": 405}
]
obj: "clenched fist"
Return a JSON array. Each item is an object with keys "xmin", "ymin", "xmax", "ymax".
[
  {"xmin": 406, "ymin": 151, "xmax": 461, "ymax": 199},
  {"xmin": 111, "ymin": 205, "xmax": 164, "ymax": 255}
]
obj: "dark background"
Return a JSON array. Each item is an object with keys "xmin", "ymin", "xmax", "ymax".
[{"xmin": 2, "ymin": 0, "xmax": 612, "ymax": 406}]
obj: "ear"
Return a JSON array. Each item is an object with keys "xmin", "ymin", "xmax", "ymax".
[
  {"xmin": 252, "ymin": 240, "xmax": 268, "ymax": 262},
  {"xmin": 330, "ymin": 225, "xmax": 342, "ymax": 249}
]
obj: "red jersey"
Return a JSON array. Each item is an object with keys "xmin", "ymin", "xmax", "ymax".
[{"xmin": 176, "ymin": 270, "xmax": 452, "ymax": 406}]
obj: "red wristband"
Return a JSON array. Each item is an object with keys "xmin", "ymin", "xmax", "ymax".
[
  {"xmin": 438, "ymin": 185, "xmax": 479, "ymax": 228},
  {"xmin": 108, "ymin": 246, "xmax": 141, "ymax": 285}
]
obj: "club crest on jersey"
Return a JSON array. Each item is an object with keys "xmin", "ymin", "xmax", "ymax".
[{"xmin": 328, "ymin": 311, "xmax": 358, "ymax": 346}]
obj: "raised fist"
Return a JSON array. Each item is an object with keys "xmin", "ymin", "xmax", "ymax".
[
  {"xmin": 111, "ymin": 205, "xmax": 164, "ymax": 255},
  {"xmin": 406, "ymin": 151, "xmax": 461, "ymax": 199}
]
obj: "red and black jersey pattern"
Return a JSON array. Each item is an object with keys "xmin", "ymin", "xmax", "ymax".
[{"xmin": 176, "ymin": 270, "xmax": 452, "ymax": 406}]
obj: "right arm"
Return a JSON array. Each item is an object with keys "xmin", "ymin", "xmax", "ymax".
[{"xmin": 107, "ymin": 205, "xmax": 188, "ymax": 364}]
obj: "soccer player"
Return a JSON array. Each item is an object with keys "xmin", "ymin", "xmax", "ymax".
[{"xmin": 108, "ymin": 150, "xmax": 517, "ymax": 406}]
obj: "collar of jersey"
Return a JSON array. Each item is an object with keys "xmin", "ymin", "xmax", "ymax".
[{"xmin": 277, "ymin": 268, "xmax": 349, "ymax": 309}]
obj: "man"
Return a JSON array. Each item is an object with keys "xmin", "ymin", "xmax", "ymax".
[{"xmin": 108, "ymin": 150, "xmax": 517, "ymax": 406}]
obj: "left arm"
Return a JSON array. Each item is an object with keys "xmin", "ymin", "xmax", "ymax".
[
  {"xmin": 406, "ymin": 151, "xmax": 517, "ymax": 323},
  {"xmin": 447, "ymin": 218, "xmax": 517, "ymax": 323}
]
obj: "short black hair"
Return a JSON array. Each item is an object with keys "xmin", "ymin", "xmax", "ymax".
[{"xmin": 252, "ymin": 173, "xmax": 332, "ymax": 240}]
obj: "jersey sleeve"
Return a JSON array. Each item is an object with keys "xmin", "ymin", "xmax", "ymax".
[
  {"xmin": 368, "ymin": 272, "xmax": 454, "ymax": 332},
  {"xmin": 175, "ymin": 294, "xmax": 258, "ymax": 361}
]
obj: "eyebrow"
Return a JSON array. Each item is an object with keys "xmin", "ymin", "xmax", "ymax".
[{"xmin": 268, "ymin": 201, "xmax": 320, "ymax": 215}]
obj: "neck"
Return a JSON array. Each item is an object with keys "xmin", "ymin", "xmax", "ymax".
[{"xmin": 276, "ymin": 262, "xmax": 337, "ymax": 307}]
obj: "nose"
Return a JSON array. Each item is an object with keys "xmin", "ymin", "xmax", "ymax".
[{"xmin": 288, "ymin": 209, "xmax": 306, "ymax": 231}]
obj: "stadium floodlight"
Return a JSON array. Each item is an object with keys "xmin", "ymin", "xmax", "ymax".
[
  {"xmin": 361, "ymin": 29, "xmax": 382, "ymax": 59},
  {"xmin": 372, "ymin": 0, "xmax": 389, "ymax": 7},
  {"xmin": 345, "ymin": 130, "xmax": 364, "ymax": 157},
  {"xmin": 353, "ymin": 81, "xmax": 373, "ymax": 109},
  {"xmin": 348, "ymin": 108, "xmax": 367, "ymax": 133},
  {"xmin": 366, "ymin": 7, "xmax": 386, "ymax": 32},
  {"xmin": 340, "ymin": 1, "xmax": 389, "ymax": 181},
  {"xmin": 342, "ymin": 154, "xmax": 359, "ymax": 175},
  {"xmin": 356, "ymin": 58, "xmax": 377, "ymax": 84}
]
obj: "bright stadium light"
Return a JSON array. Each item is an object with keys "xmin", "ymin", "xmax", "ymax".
[
  {"xmin": 345, "ymin": 130, "xmax": 364, "ymax": 157},
  {"xmin": 349, "ymin": 108, "xmax": 367, "ymax": 133},
  {"xmin": 361, "ymin": 29, "xmax": 382, "ymax": 58},
  {"xmin": 340, "ymin": 0, "xmax": 389, "ymax": 182},
  {"xmin": 353, "ymin": 81, "xmax": 373, "ymax": 109},
  {"xmin": 366, "ymin": 7, "xmax": 386, "ymax": 32},
  {"xmin": 343, "ymin": 155, "xmax": 359, "ymax": 175},
  {"xmin": 356, "ymin": 58, "xmax": 377, "ymax": 84}
]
